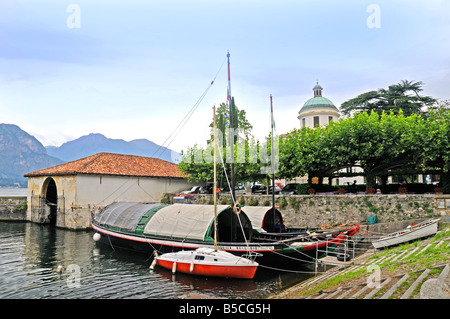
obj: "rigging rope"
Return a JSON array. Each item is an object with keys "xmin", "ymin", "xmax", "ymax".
[{"xmin": 151, "ymin": 57, "xmax": 227, "ymax": 159}]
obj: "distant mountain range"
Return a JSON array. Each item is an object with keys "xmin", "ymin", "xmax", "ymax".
[
  {"xmin": 0, "ymin": 124, "xmax": 180, "ymax": 187},
  {"xmin": 0, "ymin": 124, "xmax": 62, "ymax": 187},
  {"xmin": 45, "ymin": 133, "xmax": 179, "ymax": 163}
]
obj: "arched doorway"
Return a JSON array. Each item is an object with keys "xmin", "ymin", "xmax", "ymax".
[{"xmin": 43, "ymin": 178, "xmax": 58, "ymax": 226}]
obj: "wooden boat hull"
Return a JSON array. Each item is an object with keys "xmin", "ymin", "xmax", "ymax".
[
  {"xmin": 155, "ymin": 249, "xmax": 258, "ymax": 279},
  {"xmin": 156, "ymin": 259, "xmax": 258, "ymax": 279},
  {"xmin": 372, "ymin": 219, "xmax": 439, "ymax": 249},
  {"xmin": 92, "ymin": 222, "xmax": 360, "ymax": 267}
]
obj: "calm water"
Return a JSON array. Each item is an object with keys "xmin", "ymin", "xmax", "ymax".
[
  {"xmin": 0, "ymin": 222, "xmax": 316, "ymax": 299},
  {"xmin": 0, "ymin": 188, "xmax": 27, "ymax": 197}
]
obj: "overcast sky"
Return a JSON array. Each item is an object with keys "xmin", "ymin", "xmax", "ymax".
[{"xmin": 1, "ymin": 0, "xmax": 449, "ymax": 154}]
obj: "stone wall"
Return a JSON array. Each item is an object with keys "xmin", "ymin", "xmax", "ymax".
[
  {"xmin": 4, "ymin": 194, "xmax": 449, "ymax": 230},
  {"xmin": 0, "ymin": 196, "xmax": 27, "ymax": 221},
  {"xmin": 178, "ymin": 193, "xmax": 448, "ymax": 228}
]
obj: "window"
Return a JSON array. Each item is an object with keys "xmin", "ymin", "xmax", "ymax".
[
  {"xmin": 195, "ymin": 255, "xmax": 205, "ymax": 260},
  {"xmin": 314, "ymin": 116, "xmax": 319, "ymax": 128},
  {"xmin": 302, "ymin": 118, "xmax": 306, "ymax": 127},
  {"xmin": 329, "ymin": 116, "xmax": 333, "ymax": 124}
]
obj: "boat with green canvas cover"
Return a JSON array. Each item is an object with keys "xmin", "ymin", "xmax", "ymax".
[{"xmin": 91, "ymin": 202, "xmax": 360, "ymax": 267}]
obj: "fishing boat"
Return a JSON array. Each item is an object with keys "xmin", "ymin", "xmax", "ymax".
[
  {"xmin": 151, "ymin": 105, "xmax": 259, "ymax": 279},
  {"xmin": 371, "ymin": 218, "xmax": 440, "ymax": 249},
  {"xmin": 91, "ymin": 52, "xmax": 360, "ymax": 269},
  {"xmin": 91, "ymin": 202, "xmax": 360, "ymax": 266}
]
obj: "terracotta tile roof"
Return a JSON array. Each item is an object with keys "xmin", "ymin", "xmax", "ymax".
[{"xmin": 24, "ymin": 152, "xmax": 185, "ymax": 178}]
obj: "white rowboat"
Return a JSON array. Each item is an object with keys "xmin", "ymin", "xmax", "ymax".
[{"xmin": 372, "ymin": 218, "xmax": 440, "ymax": 249}]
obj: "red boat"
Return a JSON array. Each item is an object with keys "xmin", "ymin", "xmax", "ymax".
[{"xmin": 153, "ymin": 247, "xmax": 258, "ymax": 279}]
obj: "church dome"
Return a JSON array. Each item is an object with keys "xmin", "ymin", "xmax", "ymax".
[
  {"xmin": 300, "ymin": 96, "xmax": 337, "ymax": 112},
  {"xmin": 298, "ymin": 82, "xmax": 339, "ymax": 114}
]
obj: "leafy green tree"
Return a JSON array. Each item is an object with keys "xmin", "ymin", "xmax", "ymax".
[
  {"xmin": 178, "ymin": 101, "xmax": 266, "ymax": 186},
  {"xmin": 208, "ymin": 98, "xmax": 253, "ymax": 147},
  {"xmin": 340, "ymin": 80, "xmax": 436, "ymax": 117},
  {"xmin": 278, "ymin": 110, "xmax": 449, "ymax": 192}
]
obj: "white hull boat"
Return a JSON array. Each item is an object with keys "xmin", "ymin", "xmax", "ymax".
[{"xmin": 372, "ymin": 218, "xmax": 440, "ymax": 249}]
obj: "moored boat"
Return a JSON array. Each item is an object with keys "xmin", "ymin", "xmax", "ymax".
[
  {"xmin": 371, "ymin": 218, "xmax": 440, "ymax": 249},
  {"xmin": 91, "ymin": 202, "xmax": 360, "ymax": 267},
  {"xmin": 91, "ymin": 52, "xmax": 360, "ymax": 270},
  {"xmin": 152, "ymin": 248, "xmax": 258, "ymax": 279}
]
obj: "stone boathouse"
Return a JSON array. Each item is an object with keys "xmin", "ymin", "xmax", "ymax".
[{"xmin": 24, "ymin": 152, "xmax": 193, "ymax": 229}]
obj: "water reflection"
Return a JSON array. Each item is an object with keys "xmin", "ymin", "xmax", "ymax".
[{"xmin": 0, "ymin": 222, "xmax": 315, "ymax": 299}]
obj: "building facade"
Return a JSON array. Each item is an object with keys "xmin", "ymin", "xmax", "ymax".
[
  {"xmin": 24, "ymin": 152, "xmax": 194, "ymax": 229},
  {"xmin": 294, "ymin": 82, "xmax": 364, "ymax": 187},
  {"xmin": 298, "ymin": 82, "xmax": 340, "ymax": 129}
]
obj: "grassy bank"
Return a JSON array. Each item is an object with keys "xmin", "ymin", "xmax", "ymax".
[{"xmin": 271, "ymin": 222, "xmax": 449, "ymax": 299}]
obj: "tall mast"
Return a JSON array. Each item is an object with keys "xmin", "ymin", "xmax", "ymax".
[
  {"xmin": 213, "ymin": 105, "xmax": 218, "ymax": 252},
  {"xmin": 227, "ymin": 51, "xmax": 236, "ymax": 204},
  {"xmin": 270, "ymin": 95, "xmax": 275, "ymax": 223}
]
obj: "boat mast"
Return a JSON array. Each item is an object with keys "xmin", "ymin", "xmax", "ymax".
[
  {"xmin": 270, "ymin": 95, "xmax": 275, "ymax": 225},
  {"xmin": 213, "ymin": 105, "xmax": 218, "ymax": 252},
  {"xmin": 227, "ymin": 51, "xmax": 236, "ymax": 204}
]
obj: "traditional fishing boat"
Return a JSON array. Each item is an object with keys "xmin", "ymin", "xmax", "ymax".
[
  {"xmin": 91, "ymin": 52, "xmax": 360, "ymax": 269},
  {"xmin": 91, "ymin": 203, "xmax": 359, "ymax": 266},
  {"xmin": 371, "ymin": 218, "xmax": 440, "ymax": 249}
]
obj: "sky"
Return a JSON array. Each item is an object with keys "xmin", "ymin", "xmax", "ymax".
[{"xmin": 1, "ymin": 0, "xmax": 449, "ymax": 156}]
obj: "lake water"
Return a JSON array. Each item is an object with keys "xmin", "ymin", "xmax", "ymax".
[
  {"xmin": 0, "ymin": 222, "xmax": 317, "ymax": 299},
  {"xmin": 0, "ymin": 188, "xmax": 27, "ymax": 197}
]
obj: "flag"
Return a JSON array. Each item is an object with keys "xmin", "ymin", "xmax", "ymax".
[{"xmin": 270, "ymin": 95, "xmax": 276, "ymax": 132}]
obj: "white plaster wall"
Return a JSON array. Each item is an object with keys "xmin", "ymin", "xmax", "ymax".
[
  {"xmin": 298, "ymin": 111, "xmax": 339, "ymax": 129},
  {"xmin": 76, "ymin": 174, "xmax": 194, "ymax": 208},
  {"xmin": 26, "ymin": 174, "xmax": 194, "ymax": 229},
  {"xmin": 26, "ymin": 175, "xmax": 77, "ymax": 224}
]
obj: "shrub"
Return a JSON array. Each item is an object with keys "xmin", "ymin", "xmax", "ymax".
[
  {"xmin": 398, "ymin": 186, "xmax": 407, "ymax": 194},
  {"xmin": 278, "ymin": 197, "xmax": 288, "ymax": 209},
  {"xmin": 296, "ymin": 184, "xmax": 310, "ymax": 195}
]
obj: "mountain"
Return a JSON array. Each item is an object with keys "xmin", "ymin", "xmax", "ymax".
[
  {"xmin": 0, "ymin": 124, "xmax": 63, "ymax": 187},
  {"xmin": 45, "ymin": 133, "xmax": 180, "ymax": 163}
]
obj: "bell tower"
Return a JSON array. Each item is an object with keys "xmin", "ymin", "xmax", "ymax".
[{"xmin": 313, "ymin": 81, "xmax": 323, "ymax": 97}]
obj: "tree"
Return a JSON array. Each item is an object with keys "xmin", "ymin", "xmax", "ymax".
[
  {"xmin": 178, "ymin": 137, "xmax": 267, "ymax": 186},
  {"xmin": 278, "ymin": 110, "xmax": 450, "ymax": 192},
  {"xmin": 340, "ymin": 80, "xmax": 436, "ymax": 117},
  {"xmin": 178, "ymin": 100, "xmax": 266, "ymax": 187},
  {"xmin": 208, "ymin": 98, "xmax": 253, "ymax": 147}
]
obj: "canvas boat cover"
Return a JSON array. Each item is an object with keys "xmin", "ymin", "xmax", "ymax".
[
  {"xmin": 95, "ymin": 202, "xmax": 163, "ymax": 232},
  {"xmin": 242, "ymin": 206, "xmax": 283, "ymax": 233},
  {"xmin": 96, "ymin": 202, "xmax": 255, "ymax": 242},
  {"xmin": 143, "ymin": 204, "xmax": 231, "ymax": 241}
]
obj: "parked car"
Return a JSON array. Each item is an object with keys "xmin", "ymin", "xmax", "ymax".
[
  {"xmin": 199, "ymin": 185, "xmax": 213, "ymax": 194},
  {"xmin": 180, "ymin": 186, "xmax": 202, "ymax": 194},
  {"xmin": 280, "ymin": 183, "xmax": 299, "ymax": 195},
  {"xmin": 251, "ymin": 184, "xmax": 266, "ymax": 194},
  {"xmin": 268, "ymin": 185, "xmax": 282, "ymax": 194},
  {"xmin": 222, "ymin": 185, "xmax": 247, "ymax": 195}
]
